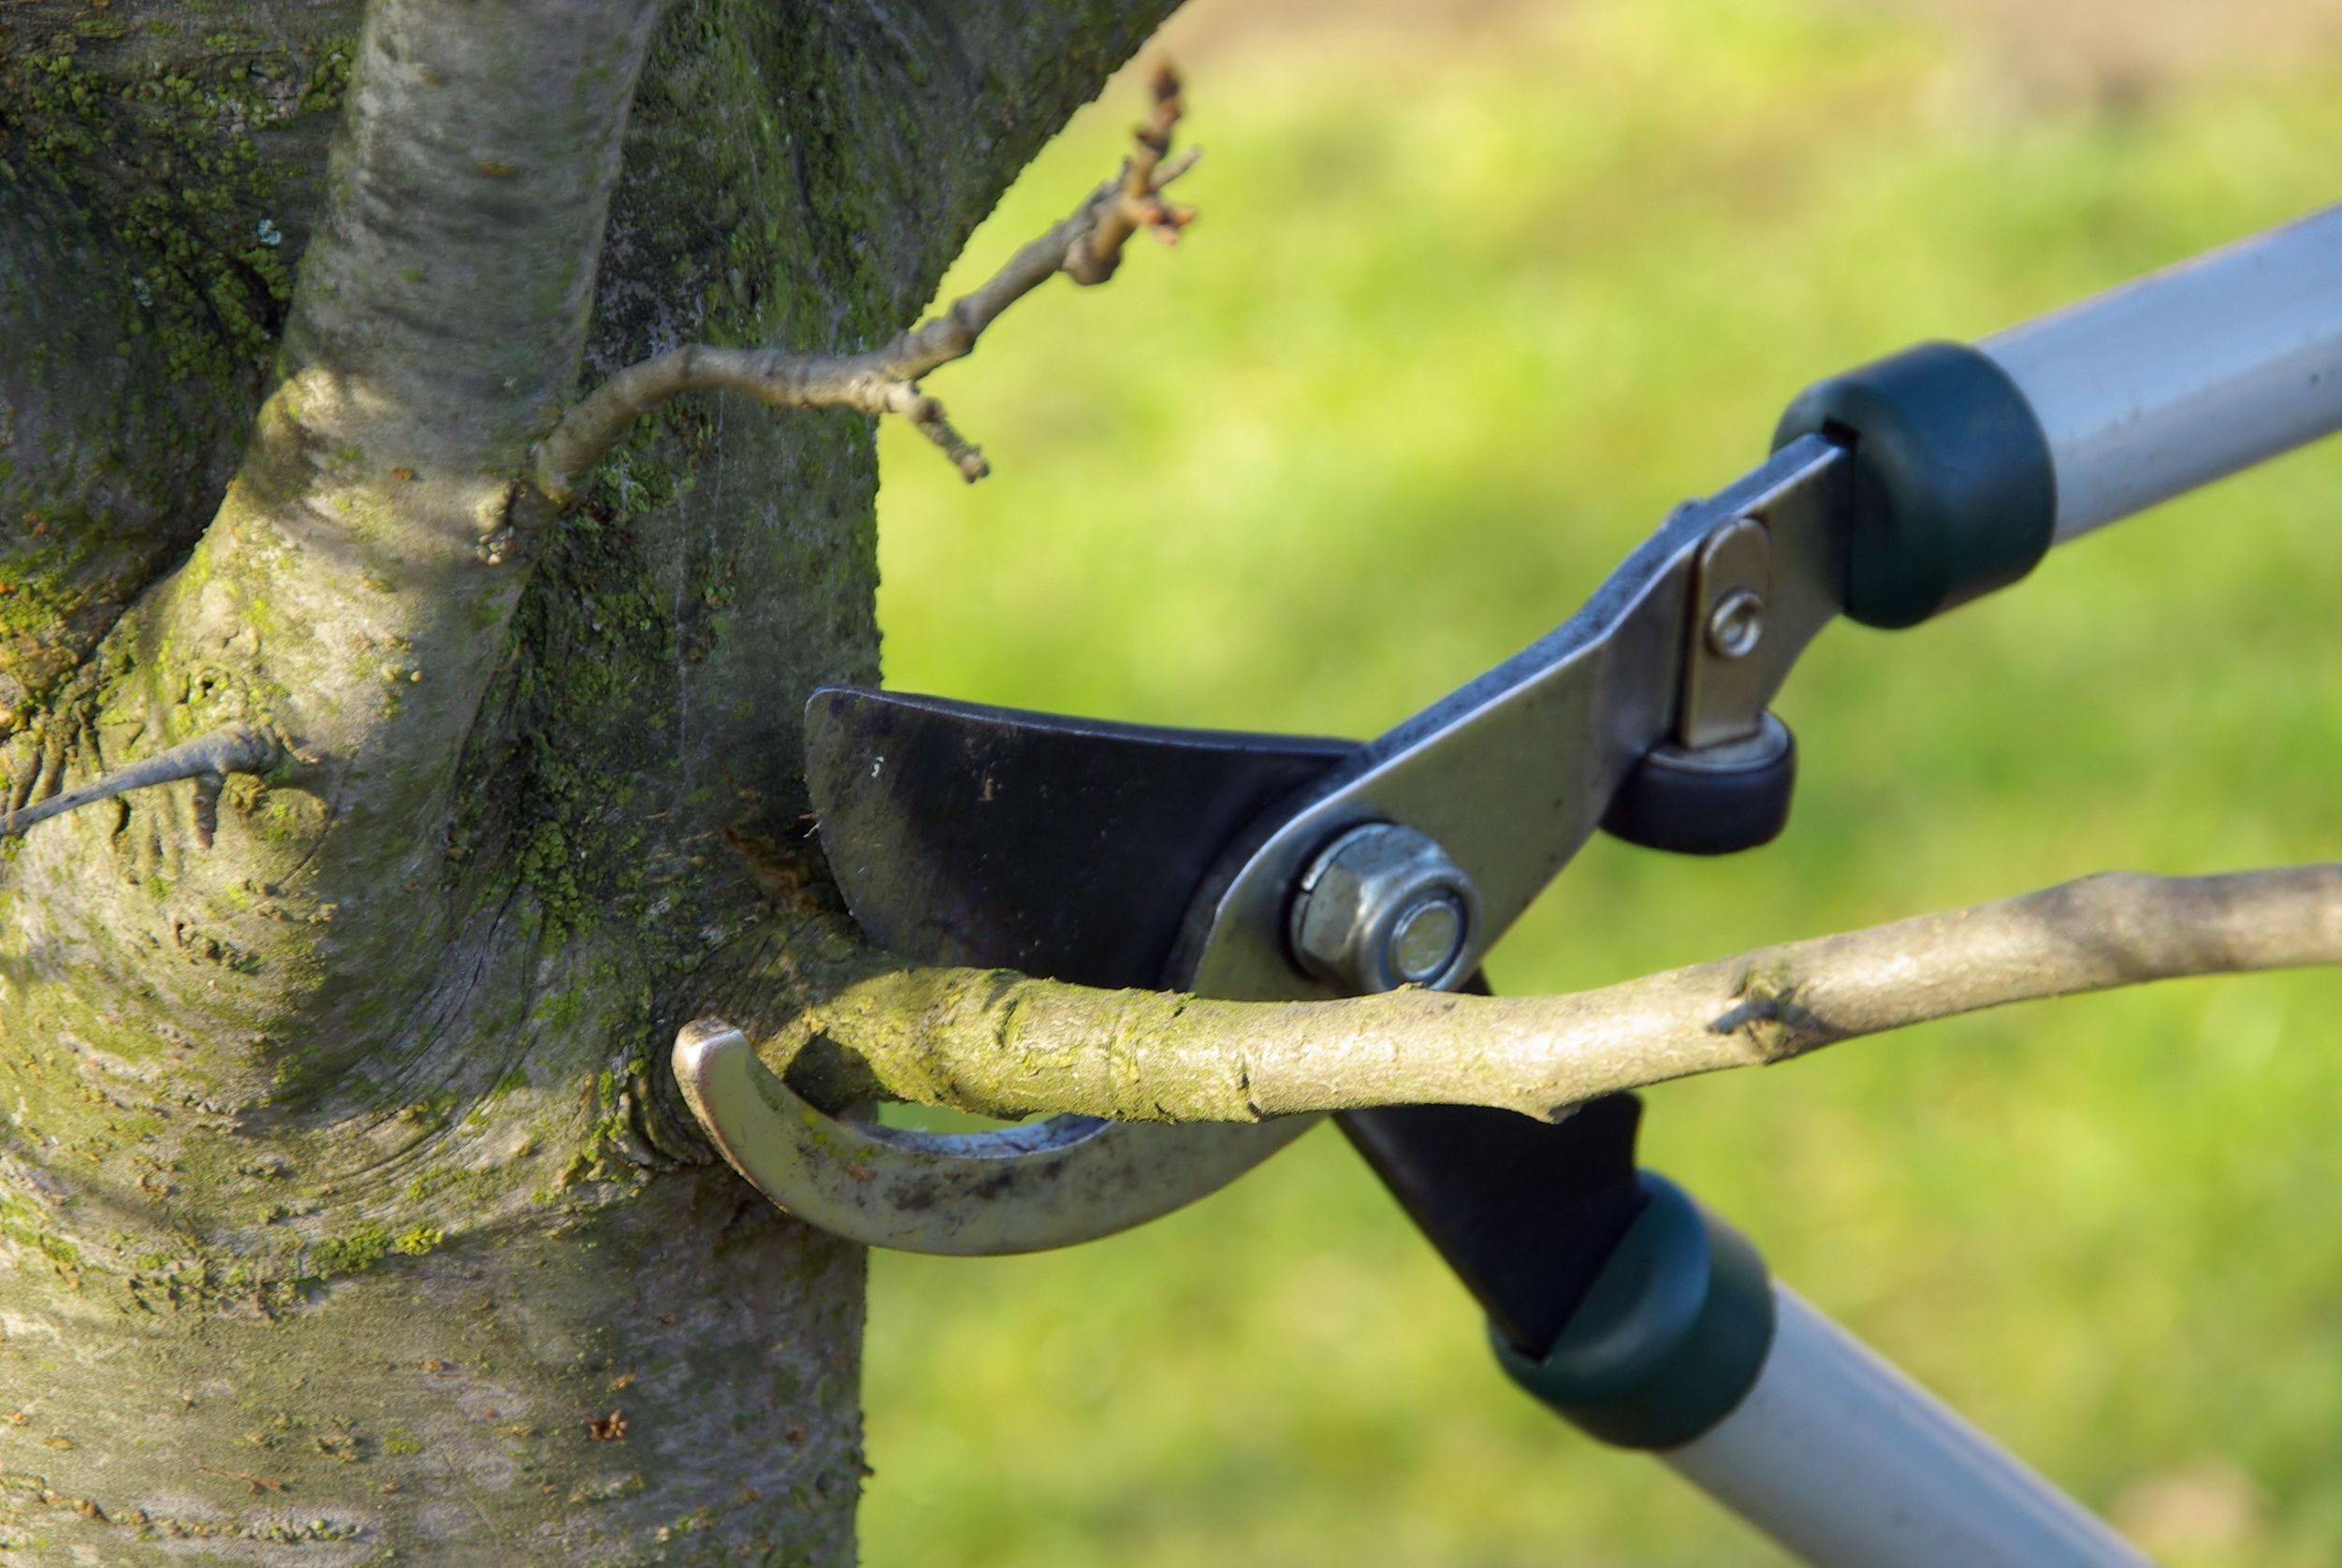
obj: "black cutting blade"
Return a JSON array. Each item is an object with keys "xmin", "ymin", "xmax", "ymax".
[
  {"xmin": 1342, "ymin": 1097, "xmax": 1646, "ymax": 1358},
  {"xmin": 806, "ymin": 686, "xmax": 1352, "ymax": 988}
]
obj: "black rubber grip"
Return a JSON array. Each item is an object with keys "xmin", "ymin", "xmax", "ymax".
[{"xmin": 1774, "ymin": 340, "xmax": 2057, "ymax": 630}]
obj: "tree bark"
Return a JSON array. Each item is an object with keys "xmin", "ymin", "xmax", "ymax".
[{"xmin": 0, "ymin": 1, "xmax": 1183, "ymax": 1560}]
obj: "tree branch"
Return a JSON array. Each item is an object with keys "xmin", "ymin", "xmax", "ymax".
[
  {"xmin": 2, "ymin": 725, "xmax": 278, "ymax": 846},
  {"xmin": 530, "ymin": 65, "xmax": 1198, "ymax": 502},
  {"xmin": 782, "ymin": 865, "xmax": 2342, "ymax": 1123}
]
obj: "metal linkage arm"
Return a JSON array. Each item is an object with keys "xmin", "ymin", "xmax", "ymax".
[{"xmin": 1174, "ymin": 436, "xmax": 1854, "ymax": 1002}]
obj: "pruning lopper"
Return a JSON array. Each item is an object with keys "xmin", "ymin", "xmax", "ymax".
[{"xmin": 677, "ymin": 207, "xmax": 2342, "ymax": 1565}]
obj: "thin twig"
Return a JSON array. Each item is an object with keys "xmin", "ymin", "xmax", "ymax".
[
  {"xmin": 530, "ymin": 64, "xmax": 1198, "ymax": 501},
  {"xmin": 2, "ymin": 724, "xmax": 279, "ymax": 841},
  {"xmin": 790, "ymin": 865, "xmax": 2342, "ymax": 1123}
]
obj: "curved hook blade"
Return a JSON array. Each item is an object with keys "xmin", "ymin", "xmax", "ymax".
[{"xmin": 674, "ymin": 1022, "xmax": 1313, "ymax": 1256}]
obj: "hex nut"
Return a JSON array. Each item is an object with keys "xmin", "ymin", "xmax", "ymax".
[{"xmin": 1288, "ymin": 822, "xmax": 1480, "ymax": 993}]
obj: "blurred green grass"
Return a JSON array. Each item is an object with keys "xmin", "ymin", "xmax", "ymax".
[{"xmin": 861, "ymin": 2, "xmax": 2342, "ymax": 1562}]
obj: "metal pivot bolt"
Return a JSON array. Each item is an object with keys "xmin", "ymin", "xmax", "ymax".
[{"xmin": 1288, "ymin": 822, "xmax": 1482, "ymax": 993}]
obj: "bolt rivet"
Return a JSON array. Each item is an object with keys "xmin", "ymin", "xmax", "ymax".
[
  {"xmin": 1705, "ymin": 588, "xmax": 1767, "ymax": 660},
  {"xmin": 1389, "ymin": 895, "xmax": 1464, "ymax": 983}
]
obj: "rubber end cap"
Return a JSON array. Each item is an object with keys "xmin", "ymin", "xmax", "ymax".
[{"xmin": 1775, "ymin": 340, "xmax": 2057, "ymax": 630}]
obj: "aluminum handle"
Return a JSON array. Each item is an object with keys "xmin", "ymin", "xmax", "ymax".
[
  {"xmin": 1981, "ymin": 203, "xmax": 2342, "ymax": 542},
  {"xmin": 1664, "ymin": 1286, "xmax": 2153, "ymax": 1568}
]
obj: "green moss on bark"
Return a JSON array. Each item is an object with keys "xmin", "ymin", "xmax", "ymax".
[{"xmin": 0, "ymin": 29, "xmax": 350, "ymax": 382}]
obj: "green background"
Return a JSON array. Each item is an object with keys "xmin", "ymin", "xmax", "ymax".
[{"xmin": 862, "ymin": 3, "xmax": 2342, "ymax": 1561}]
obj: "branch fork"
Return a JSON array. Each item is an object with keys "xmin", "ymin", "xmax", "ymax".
[{"xmin": 2, "ymin": 724, "xmax": 280, "ymax": 845}]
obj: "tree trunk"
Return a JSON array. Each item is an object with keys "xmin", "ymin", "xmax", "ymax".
[{"xmin": 0, "ymin": 2, "xmax": 1179, "ymax": 1559}]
